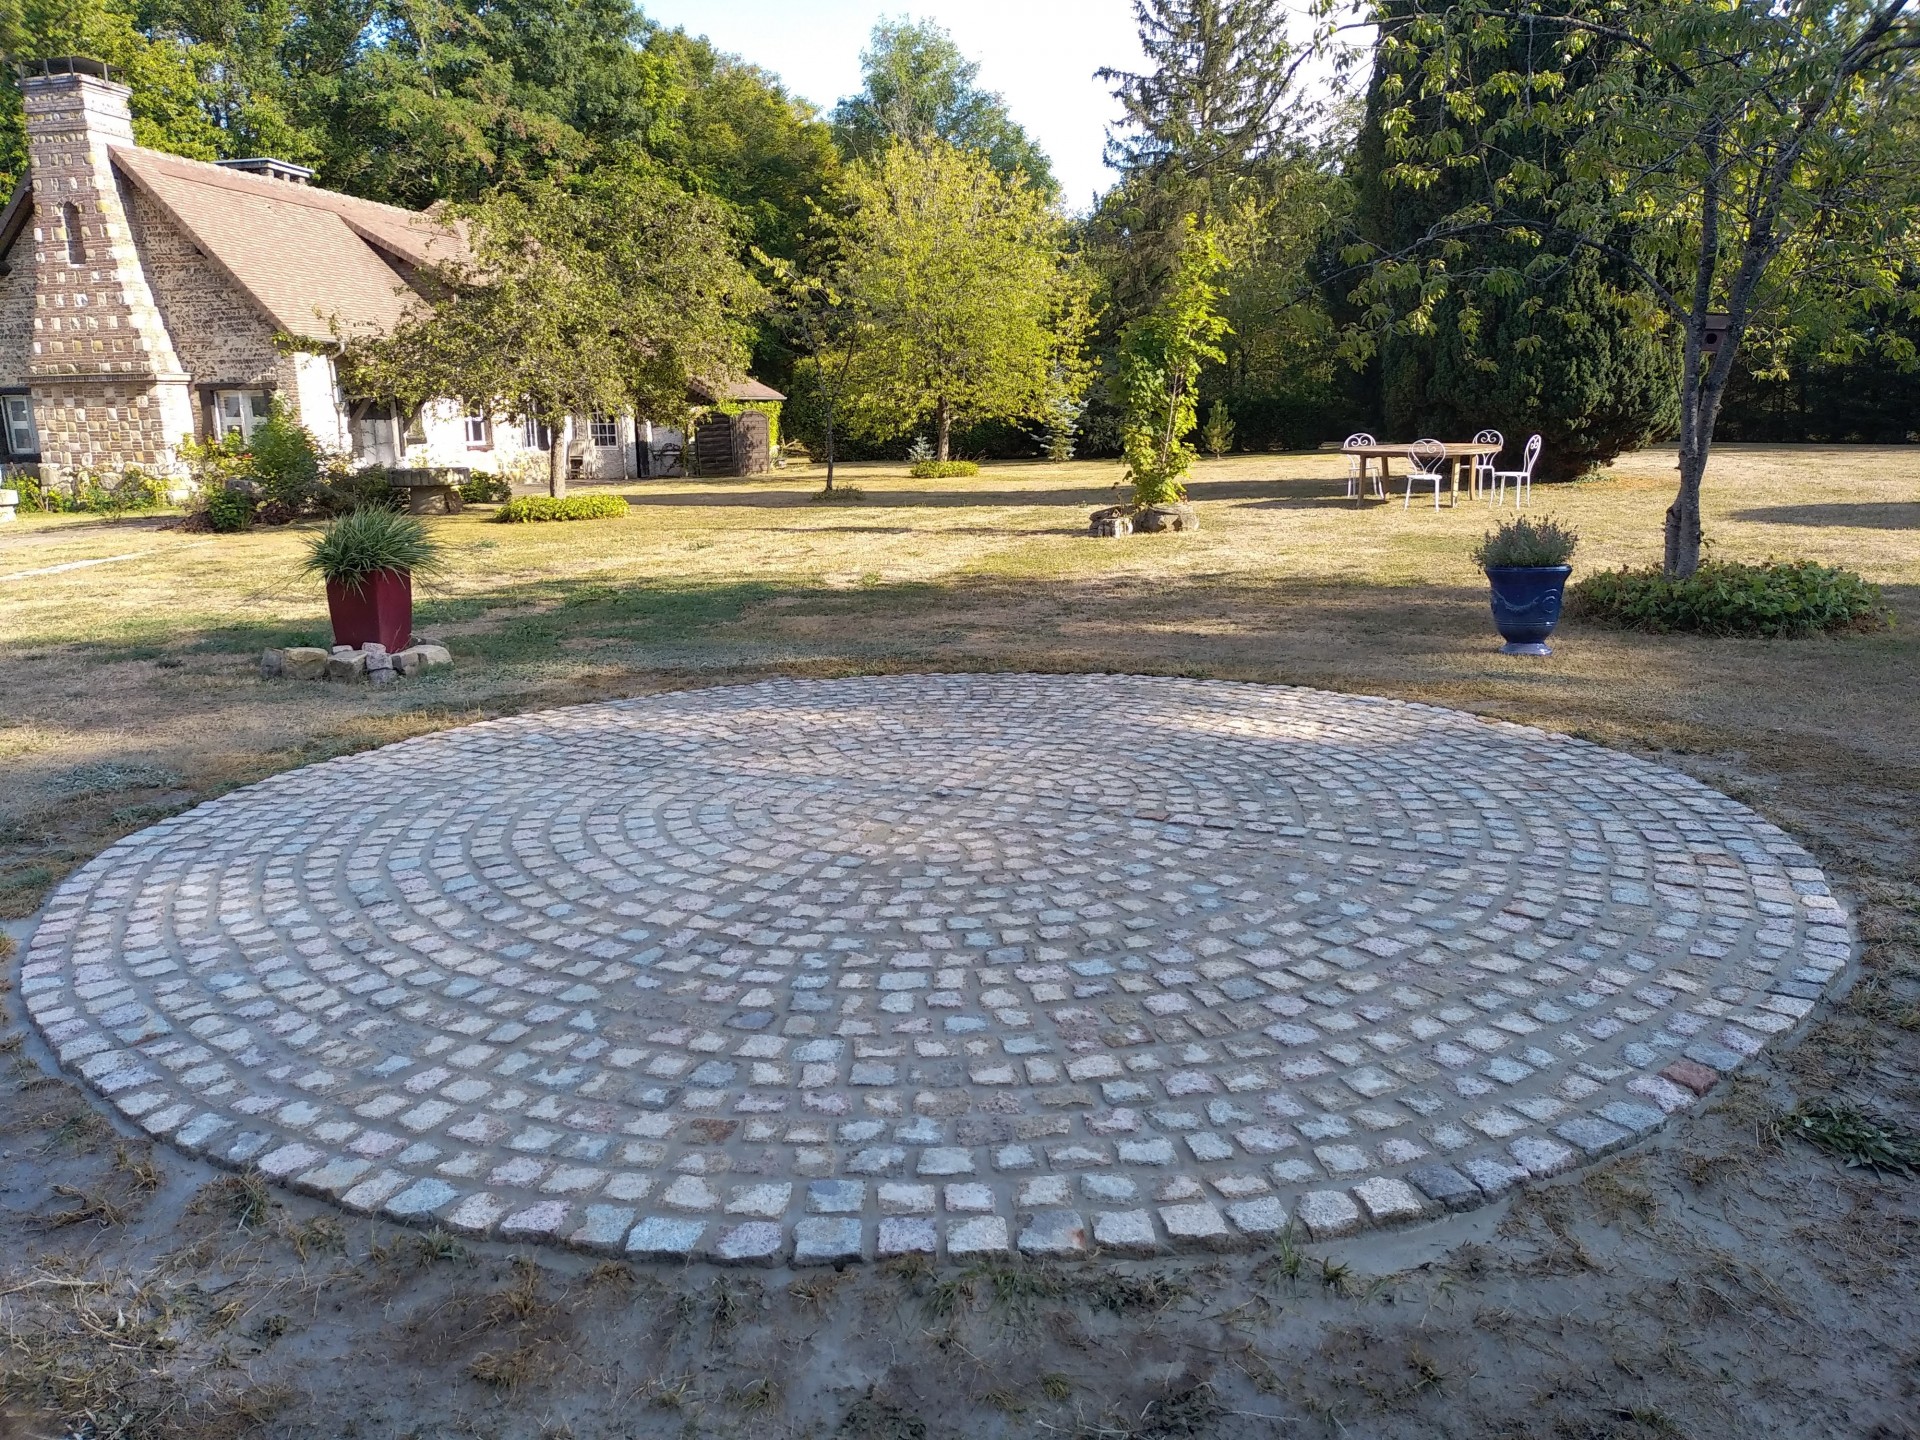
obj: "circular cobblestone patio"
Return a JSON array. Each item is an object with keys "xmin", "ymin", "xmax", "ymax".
[{"xmin": 21, "ymin": 675, "xmax": 1851, "ymax": 1264}]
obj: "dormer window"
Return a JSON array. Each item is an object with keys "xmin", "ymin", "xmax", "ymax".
[{"xmin": 62, "ymin": 203, "xmax": 86, "ymax": 266}]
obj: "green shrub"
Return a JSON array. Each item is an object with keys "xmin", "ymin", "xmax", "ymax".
[
  {"xmin": 908, "ymin": 460, "xmax": 980, "ymax": 479},
  {"xmin": 302, "ymin": 507, "xmax": 442, "ymax": 591},
  {"xmin": 9, "ymin": 472, "xmax": 49, "ymax": 510},
  {"xmin": 18, "ymin": 468, "xmax": 171, "ymax": 514},
  {"xmin": 1569, "ymin": 559, "xmax": 1889, "ymax": 637},
  {"xmin": 203, "ymin": 485, "xmax": 256, "ymax": 533},
  {"xmin": 1472, "ymin": 515, "xmax": 1580, "ymax": 569},
  {"xmin": 179, "ymin": 431, "xmax": 253, "ymax": 492},
  {"xmin": 495, "ymin": 494, "xmax": 629, "ymax": 523},
  {"xmin": 458, "ymin": 472, "xmax": 512, "ymax": 504},
  {"xmin": 248, "ymin": 402, "xmax": 322, "ymax": 507},
  {"xmin": 1200, "ymin": 400, "xmax": 1235, "ymax": 458}
]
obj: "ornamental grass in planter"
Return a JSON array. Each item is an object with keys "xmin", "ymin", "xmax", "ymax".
[
  {"xmin": 302, "ymin": 507, "xmax": 442, "ymax": 653},
  {"xmin": 1471, "ymin": 516, "xmax": 1579, "ymax": 656}
]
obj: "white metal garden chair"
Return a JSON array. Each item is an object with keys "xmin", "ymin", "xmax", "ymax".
[
  {"xmin": 1489, "ymin": 433, "xmax": 1543, "ymax": 506},
  {"xmin": 1342, "ymin": 432, "xmax": 1382, "ymax": 500},
  {"xmin": 1471, "ymin": 429, "xmax": 1503, "ymax": 499},
  {"xmin": 1403, "ymin": 438, "xmax": 1451, "ymax": 509}
]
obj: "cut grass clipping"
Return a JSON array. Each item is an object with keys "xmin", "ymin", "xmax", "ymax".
[
  {"xmin": 1570, "ymin": 559, "xmax": 1888, "ymax": 636},
  {"xmin": 496, "ymin": 494, "xmax": 629, "ymax": 523},
  {"xmin": 1783, "ymin": 1100, "xmax": 1920, "ymax": 1176}
]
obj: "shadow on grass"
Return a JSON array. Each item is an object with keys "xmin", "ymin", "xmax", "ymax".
[
  {"xmin": 1729, "ymin": 502, "xmax": 1920, "ymax": 530},
  {"xmin": 38, "ymin": 566, "xmax": 1920, "ymax": 695}
]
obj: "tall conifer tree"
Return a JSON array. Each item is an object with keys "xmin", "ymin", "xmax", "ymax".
[{"xmin": 1324, "ymin": 2, "xmax": 1680, "ymax": 481}]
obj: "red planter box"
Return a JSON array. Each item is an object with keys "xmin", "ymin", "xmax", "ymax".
[{"xmin": 326, "ymin": 568, "xmax": 414, "ymax": 653}]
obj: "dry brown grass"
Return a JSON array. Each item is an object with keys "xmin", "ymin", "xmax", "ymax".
[
  {"xmin": 1, "ymin": 444, "xmax": 1915, "ymax": 928},
  {"xmin": 0, "ymin": 445, "xmax": 1916, "ymax": 1439}
]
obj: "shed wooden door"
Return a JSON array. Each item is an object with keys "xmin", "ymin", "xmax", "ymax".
[
  {"xmin": 692, "ymin": 415, "xmax": 735, "ymax": 475},
  {"xmin": 734, "ymin": 410, "xmax": 771, "ymax": 475}
]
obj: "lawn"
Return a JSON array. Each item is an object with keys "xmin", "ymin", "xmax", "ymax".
[
  {"xmin": 0, "ymin": 443, "xmax": 1916, "ymax": 1439},
  {"xmin": 1, "ymin": 443, "xmax": 1915, "ymax": 924}
]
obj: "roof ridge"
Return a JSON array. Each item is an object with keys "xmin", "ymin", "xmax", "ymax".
[{"xmin": 108, "ymin": 145, "xmax": 447, "ymax": 232}]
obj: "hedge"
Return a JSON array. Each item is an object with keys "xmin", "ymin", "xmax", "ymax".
[
  {"xmin": 1568, "ymin": 559, "xmax": 1889, "ymax": 637},
  {"xmin": 909, "ymin": 460, "xmax": 980, "ymax": 478},
  {"xmin": 495, "ymin": 494, "xmax": 630, "ymax": 523}
]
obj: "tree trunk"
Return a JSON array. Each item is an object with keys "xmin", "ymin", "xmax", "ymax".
[
  {"xmin": 547, "ymin": 415, "xmax": 571, "ymax": 499},
  {"xmin": 824, "ymin": 408, "xmax": 836, "ymax": 492},
  {"xmin": 935, "ymin": 398, "xmax": 951, "ymax": 463},
  {"xmin": 1664, "ymin": 447, "xmax": 1705, "ymax": 578}
]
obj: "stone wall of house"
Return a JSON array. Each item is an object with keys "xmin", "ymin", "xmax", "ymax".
[
  {"xmin": 22, "ymin": 70, "xmax": 193, "ymax": 474},
  {"xmin": 0, "ymin": 239, "xmax": 35, "ymax": 391},
  {"xmin": 31, "ymin": 377, "xmax": 195, "ymax": 474},
  {"xmin": 123, "ymin": 183, "xmax": 296, "ymax": 439}
]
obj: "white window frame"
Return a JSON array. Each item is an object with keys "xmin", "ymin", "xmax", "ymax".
[
  {"xmin": 2, "ymin": 394, "xmax": 38, "ymax": 456},
  {"xmin": 214, "ymin": 389, "xmax": 273, "ymax": 441},
  {"xmin": 589, "ymin": 413, "xmax": 618, "ymax": 448},
  {"xmin": 522, "ymin": 416, "xmax": 554, "ymax": 451},
  {"xmin": 463, "ymin": 407, "xmax": 491, "ymax": 447}
]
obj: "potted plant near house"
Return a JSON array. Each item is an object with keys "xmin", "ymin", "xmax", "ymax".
[
  {"xmin": 1471, "ymin": 516, "xmax": 1579, "ymax": 655},
  {"xmin": 302, "ymin": 507, "xmax": 441, "ymax": 653}
]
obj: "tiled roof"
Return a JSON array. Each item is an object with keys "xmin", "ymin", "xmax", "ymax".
[
  {"xmin": 108, "ymin": 147, "xmax": 469, "ymax": 341},
  {"xmin": 690, "ymin": 377, "xmax": 787, "ymax": 404}
]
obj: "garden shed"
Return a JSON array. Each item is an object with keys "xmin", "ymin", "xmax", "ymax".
[{"xmin": 687, "ymin": 379, "xmax": 785, "ymax": 477}]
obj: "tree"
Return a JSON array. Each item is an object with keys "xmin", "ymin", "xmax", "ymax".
[
  {"xmin": 830, "ymin": 141, "xmax": 1092, "ymax": 462},
  {"xmin": 644, "ymin": 29, "xmax": 842, "ymax": 264},
  {"xmin": 343, "ymin": 171, "xmax": 757, "ymax": 496},
  {"xmin": 761, "ymin": 249, "xmax": 865, "ymax": 492},
  {"xmin": 0, "ymin": 0, "xmax": 223, "ymax": 193},
  {"xmin": 1113, "ymin": 217, "xmax": 1230, "ymax": 507},
  {"xmin": 1093, "ymin": 0, "xmax": 1304, "ymax": 309},
  {"xmin": 1328, "ymin": 9, "xmax": 1680, "ymax": 482},
  {"xmin": 1332, "ymin": 0, "xmax": 1920, "ymax": 574},
  {"xmin": 831, "ymin": 18, "xmax": 1056, "ymax": 197},
  {"xmin": 1101, "ymin": 0, "xmax": 1299, "ymax": 199}
]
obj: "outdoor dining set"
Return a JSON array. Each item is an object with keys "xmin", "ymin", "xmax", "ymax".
[{"xmin": 1338, "ymin": 430, "xmax": 1543, "ymax": 508}]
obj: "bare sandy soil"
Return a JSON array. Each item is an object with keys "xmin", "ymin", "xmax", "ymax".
[{"xmin": 0, "ymin": 445, "xmax": 1916, "ymax": 1439}]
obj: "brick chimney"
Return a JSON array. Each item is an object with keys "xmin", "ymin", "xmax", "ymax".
[{"xmin": 20, "ymin": 58, "xmax": 194, "ymax": 476}]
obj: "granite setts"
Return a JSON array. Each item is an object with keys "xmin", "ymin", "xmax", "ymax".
[{"xmin": 20, "ymin": 674, "xmax": 1850, "ymax": 1263}]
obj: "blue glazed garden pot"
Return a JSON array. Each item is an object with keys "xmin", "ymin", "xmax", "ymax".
[{"xmin": 1485, "ymin": 565, "xmax": 1572, "ymax": 656}]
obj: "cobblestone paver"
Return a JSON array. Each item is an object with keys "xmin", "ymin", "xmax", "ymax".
[{"xmin": 20, "ymin": 675, "xmax": 1851, "ymax": 1262}]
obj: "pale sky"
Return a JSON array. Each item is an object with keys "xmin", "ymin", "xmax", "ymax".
[{"xmin": 637, "ymin": 0, "xmax": 1150, "ymax": 211}]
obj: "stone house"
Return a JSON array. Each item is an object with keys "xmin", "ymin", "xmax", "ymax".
[{"xmin": 0, "ymin": 58, "xmax": 664, "ymax": 485}]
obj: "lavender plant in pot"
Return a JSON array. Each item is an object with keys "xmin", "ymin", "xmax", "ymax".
[
  {"xmin": 302, "ymin": 507, "xmax": 442, "ymax": 653},
  {"xmin": 1472, "ymin": 516, "xmax": 1579, "ymax": 656}
]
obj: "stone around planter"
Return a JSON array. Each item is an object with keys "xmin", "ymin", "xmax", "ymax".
[
  {"xmin": 394, "ymin": 644, "xmax": 453, "ymax": 676},
  {"xmin": 325, "ymin": 651, "xmax": 368, "ymax": 682},
  {"xmin": 282, "ymin": 647, "xmax": 329, "ymax": 680},
  {"xmin": 1088, "ymin": 505, "xmax": 1133, "ymax": 538},
  {"xmin": 1135, "ymin": 502, "xmax": 1198, "ymax": 533},
  {"xmin": 0, "ymin": 488, "xmax": 17, "ymax": 523}
]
